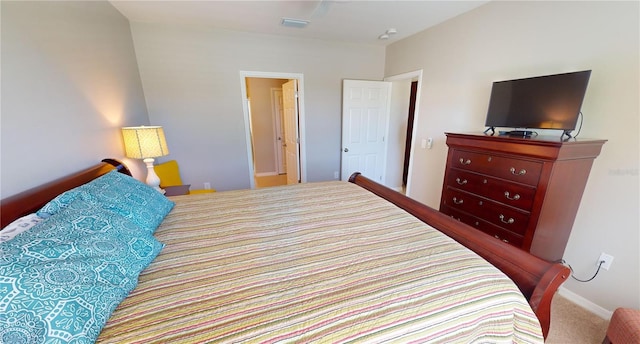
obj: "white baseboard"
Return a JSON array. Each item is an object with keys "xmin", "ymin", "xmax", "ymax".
[
  {"xmin": 558, "ymin": 286, "xmax": 613, "ymax": 320},
  {"xmin": 254, "ymin": 172, "xmax": 278, "ymax": 177}
]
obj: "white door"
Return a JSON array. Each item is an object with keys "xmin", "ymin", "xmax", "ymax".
[
  {"xmin": 341, "ymin": 80, "xmax": 392, "ymax": 183},
  {"xmin": 272, "ymin": 88, "xmax": 286, "ymax": 174},
  {"xmin": 282, "ymin": 80, "xmax": 300, "ymax": 185}
]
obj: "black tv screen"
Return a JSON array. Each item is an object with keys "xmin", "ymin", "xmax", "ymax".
[{"xmin": 484, "ymin": 70, "xmax": 591, "ymax": 131}]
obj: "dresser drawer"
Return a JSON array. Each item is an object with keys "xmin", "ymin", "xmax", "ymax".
[
  {"xmin": 450, "ymin": 149, "xmax": 543, "ymax": 186},
  {"xmin": 441, "ymin": 187, "xmax": 530, "ymax": 236},
  {"xmin": 445, "ymin": 168, "xmax": 536, "ymax": 211},
  {"xmin": 441, "ymin": 206, "xmax": 524, "ymax": 248}
]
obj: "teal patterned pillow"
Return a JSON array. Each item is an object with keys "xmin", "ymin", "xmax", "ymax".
[
  {"xmin": 0, "ymin": 198, "xmax": 164, "ymax": 343},
  {"xmin": 37, "ymin": 170, "xmax": 175, "ymax": 233},
  {"xmin": 78, "ymin": 170, "xmax": 174, "ymax": 232},
  {"xmin": 36, "ymin": 188, "xmax": 83, "ymax": 218}
]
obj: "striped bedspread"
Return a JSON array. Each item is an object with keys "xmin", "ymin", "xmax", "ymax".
[{"xmin": 97, "ymin": 181, "xmax": 543, "ymax": 343}]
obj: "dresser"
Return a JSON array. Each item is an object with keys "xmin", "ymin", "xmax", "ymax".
[{"xmin": 439, "ymin": 132, "xmax": 606, "ymax": 262}]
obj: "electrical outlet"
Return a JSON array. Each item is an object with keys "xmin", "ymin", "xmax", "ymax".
[
  {"xmin": 334, "ymin": 171, "xmax": 339, "ymax": 179},
  {"xmin": 598, "ymin": 252, "xmax": 614, "ymax": 270},
  {"xmin": 204, "ymin": 182, "xmax": 211, "ymax": 190}
]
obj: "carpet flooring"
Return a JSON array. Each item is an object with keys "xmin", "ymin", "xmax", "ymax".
[{"xmin": 547, "ymin": 294, "xmax": 609, "ymax": 343}]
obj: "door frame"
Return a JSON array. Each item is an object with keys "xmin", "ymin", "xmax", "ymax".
[
  {"xmin": 240, "ymin": 71, "xmax": 307, "ymax": 189},
  {"xmin": 384, "ymin": 70, "xmax": 423, "ymax": 198}
]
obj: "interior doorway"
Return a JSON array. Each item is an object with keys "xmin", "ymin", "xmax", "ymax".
[
  {"xmin": 339, "ymin": 71, "xmax": 422, "ymax": 196},
  {"xmin": 240, "ymin": 71, "xmax": 306, "ymax": 189},
  {"xmin": 385, "ymin": 70, "xmax": 422, "ymax": 197},
  {"xmin": 246, "ymin": 77, "xmax": 288, "ymax": 187},
  {"xmin": 402, "ymin": 81, "xmax": 418, "ymax": 188}
]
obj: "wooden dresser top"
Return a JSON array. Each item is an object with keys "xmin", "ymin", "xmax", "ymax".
[{"xmin": 445, "ymin": 132, "xmax": 607, "ymax": 160}]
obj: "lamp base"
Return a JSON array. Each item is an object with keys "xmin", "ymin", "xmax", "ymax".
[{"xmin": 143, "ymin": 158, "xmax": 165, "ymax": 194}]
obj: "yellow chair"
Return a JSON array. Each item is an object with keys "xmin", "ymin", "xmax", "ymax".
[{"xmin": 154, "ymin": 160, "xmax": 215, "ymax": 195}]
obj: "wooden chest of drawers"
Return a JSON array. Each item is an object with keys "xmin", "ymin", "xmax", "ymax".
[{"xmin": 439, "ymin": 132, "xmax": 606, "ymax": 261}]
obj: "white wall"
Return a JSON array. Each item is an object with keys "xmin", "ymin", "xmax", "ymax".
[
  {"xmin": 1, "ymin": 1, "xmax": 150, "ymax": 197},
  {"xmin": 129, "ymin": 23, "xmax": 385, "ymax": 191},
  {"xmin": 385, "ymin": 1, "xmax": 639, "ymax": 312}
]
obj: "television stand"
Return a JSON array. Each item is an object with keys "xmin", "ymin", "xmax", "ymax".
[
  {"xmin": 483, "ymin": 126, "xmax": 496, "ymax": 135},
  {"xmin": 499, "ymin": 130, "xmax": 535, "ymax": 137}
]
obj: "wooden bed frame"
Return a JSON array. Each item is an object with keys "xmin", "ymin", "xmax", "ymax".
[
  {"xmin": 349, "ymin": 172, "xmax": 570, "ymax": 339},
  {"xmin": 0, "ymin": 161, "xmax": 569, "ymax": 339},
  {"xmin": 0, "ymin": 159, "xmax": 131, "ymax": 228}
]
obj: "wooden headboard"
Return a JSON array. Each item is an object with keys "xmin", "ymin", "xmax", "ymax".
[{"xmin": 0, "ymin": 159, "xmax": 130, "ymax": 228}]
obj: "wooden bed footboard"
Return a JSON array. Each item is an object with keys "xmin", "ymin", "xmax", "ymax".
[{"xmin": 348, "ymin": 172, "xmax": 570, "ymax": 339}]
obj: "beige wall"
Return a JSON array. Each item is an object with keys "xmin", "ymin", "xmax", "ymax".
[
  {"xmin": 247, "ymin": 78, "xmax": 288, "ymax": 175},
  {"xmin": 1, "ymin": 1, "xmax": 150, "ymax": 197},
  {"xmin": 385, "ymin": 1, "xmax": 639, "ymax": 313},
  {"xmin": 130, "ymin": 22, "xmax": 385, "ymax": 191}
]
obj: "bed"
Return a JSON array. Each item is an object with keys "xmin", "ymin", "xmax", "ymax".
[{"xmin": 0, "ymin": 160, "xmax": 570, "ymax": 343}]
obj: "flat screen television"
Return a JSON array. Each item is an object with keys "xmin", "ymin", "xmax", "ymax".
[{"xmin": 484, "ymin": 70, "xmax": 591, "ymax": 137}]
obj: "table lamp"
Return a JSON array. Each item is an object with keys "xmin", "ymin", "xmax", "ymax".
[{"xmin": 121, "ymin": 126, "xmax": 169, "ymax": 193}]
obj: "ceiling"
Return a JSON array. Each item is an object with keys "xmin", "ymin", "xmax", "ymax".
[{"xmin": 110, "ymin": 0, "xmax": 489, "ymax": 46}]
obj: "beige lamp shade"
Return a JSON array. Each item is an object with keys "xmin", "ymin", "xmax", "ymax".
[{"xmin": 122, "ymin": 126, "xmax": 169, "ymax": 159}]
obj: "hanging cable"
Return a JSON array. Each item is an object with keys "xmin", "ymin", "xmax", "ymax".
[
  {"xmin": 573, "ymin": 111, "xmax": 584, "ymax": 138},
  {"xmin": 556, "ymin": 259, "xmax": 604, "ymax": 282}
]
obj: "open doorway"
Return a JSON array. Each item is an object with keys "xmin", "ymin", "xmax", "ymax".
[
  {"xmin": 240, "ymin": 71, "xmax": 306, "ymax": 189},
  {"xmin": 385, "ymin": 70, "xmax": 422, "ymax": 197},
  {"xmin": 246, "ymin": 77, "xmax": 288, "ymax": 188},
  {"xmin": 339, "ymin": 71, "xmax": 421, "ymax": 196}
]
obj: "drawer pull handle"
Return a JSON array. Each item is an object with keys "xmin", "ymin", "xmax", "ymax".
[
  {"xmin": 494, "ymin": 235, "xmax": 509, "ymax": 244},
  {"xmin": 452, "ymin": 197, "xmax": 464, "ymax": 205},
  {"xmin": 450, "ymin": 216, "xmax": 460, "ymax": 221},
  {"xmin": 510, "ymin": 167, "xmax": 527, "ymax": 176},
  {"xmin": 455, "ymin": 178, "xmax": 467, "ymax": 185},
  {"xmin": 504, "ymin": 191, "xmax": 521, "ymax": 200},
  {"xmin": 459, "ymin": 158, "xmax": 471, "ymax": 165},
  {"xmin": 499, "ymin": 214, "xmax": 515, "ymax": 224}
]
